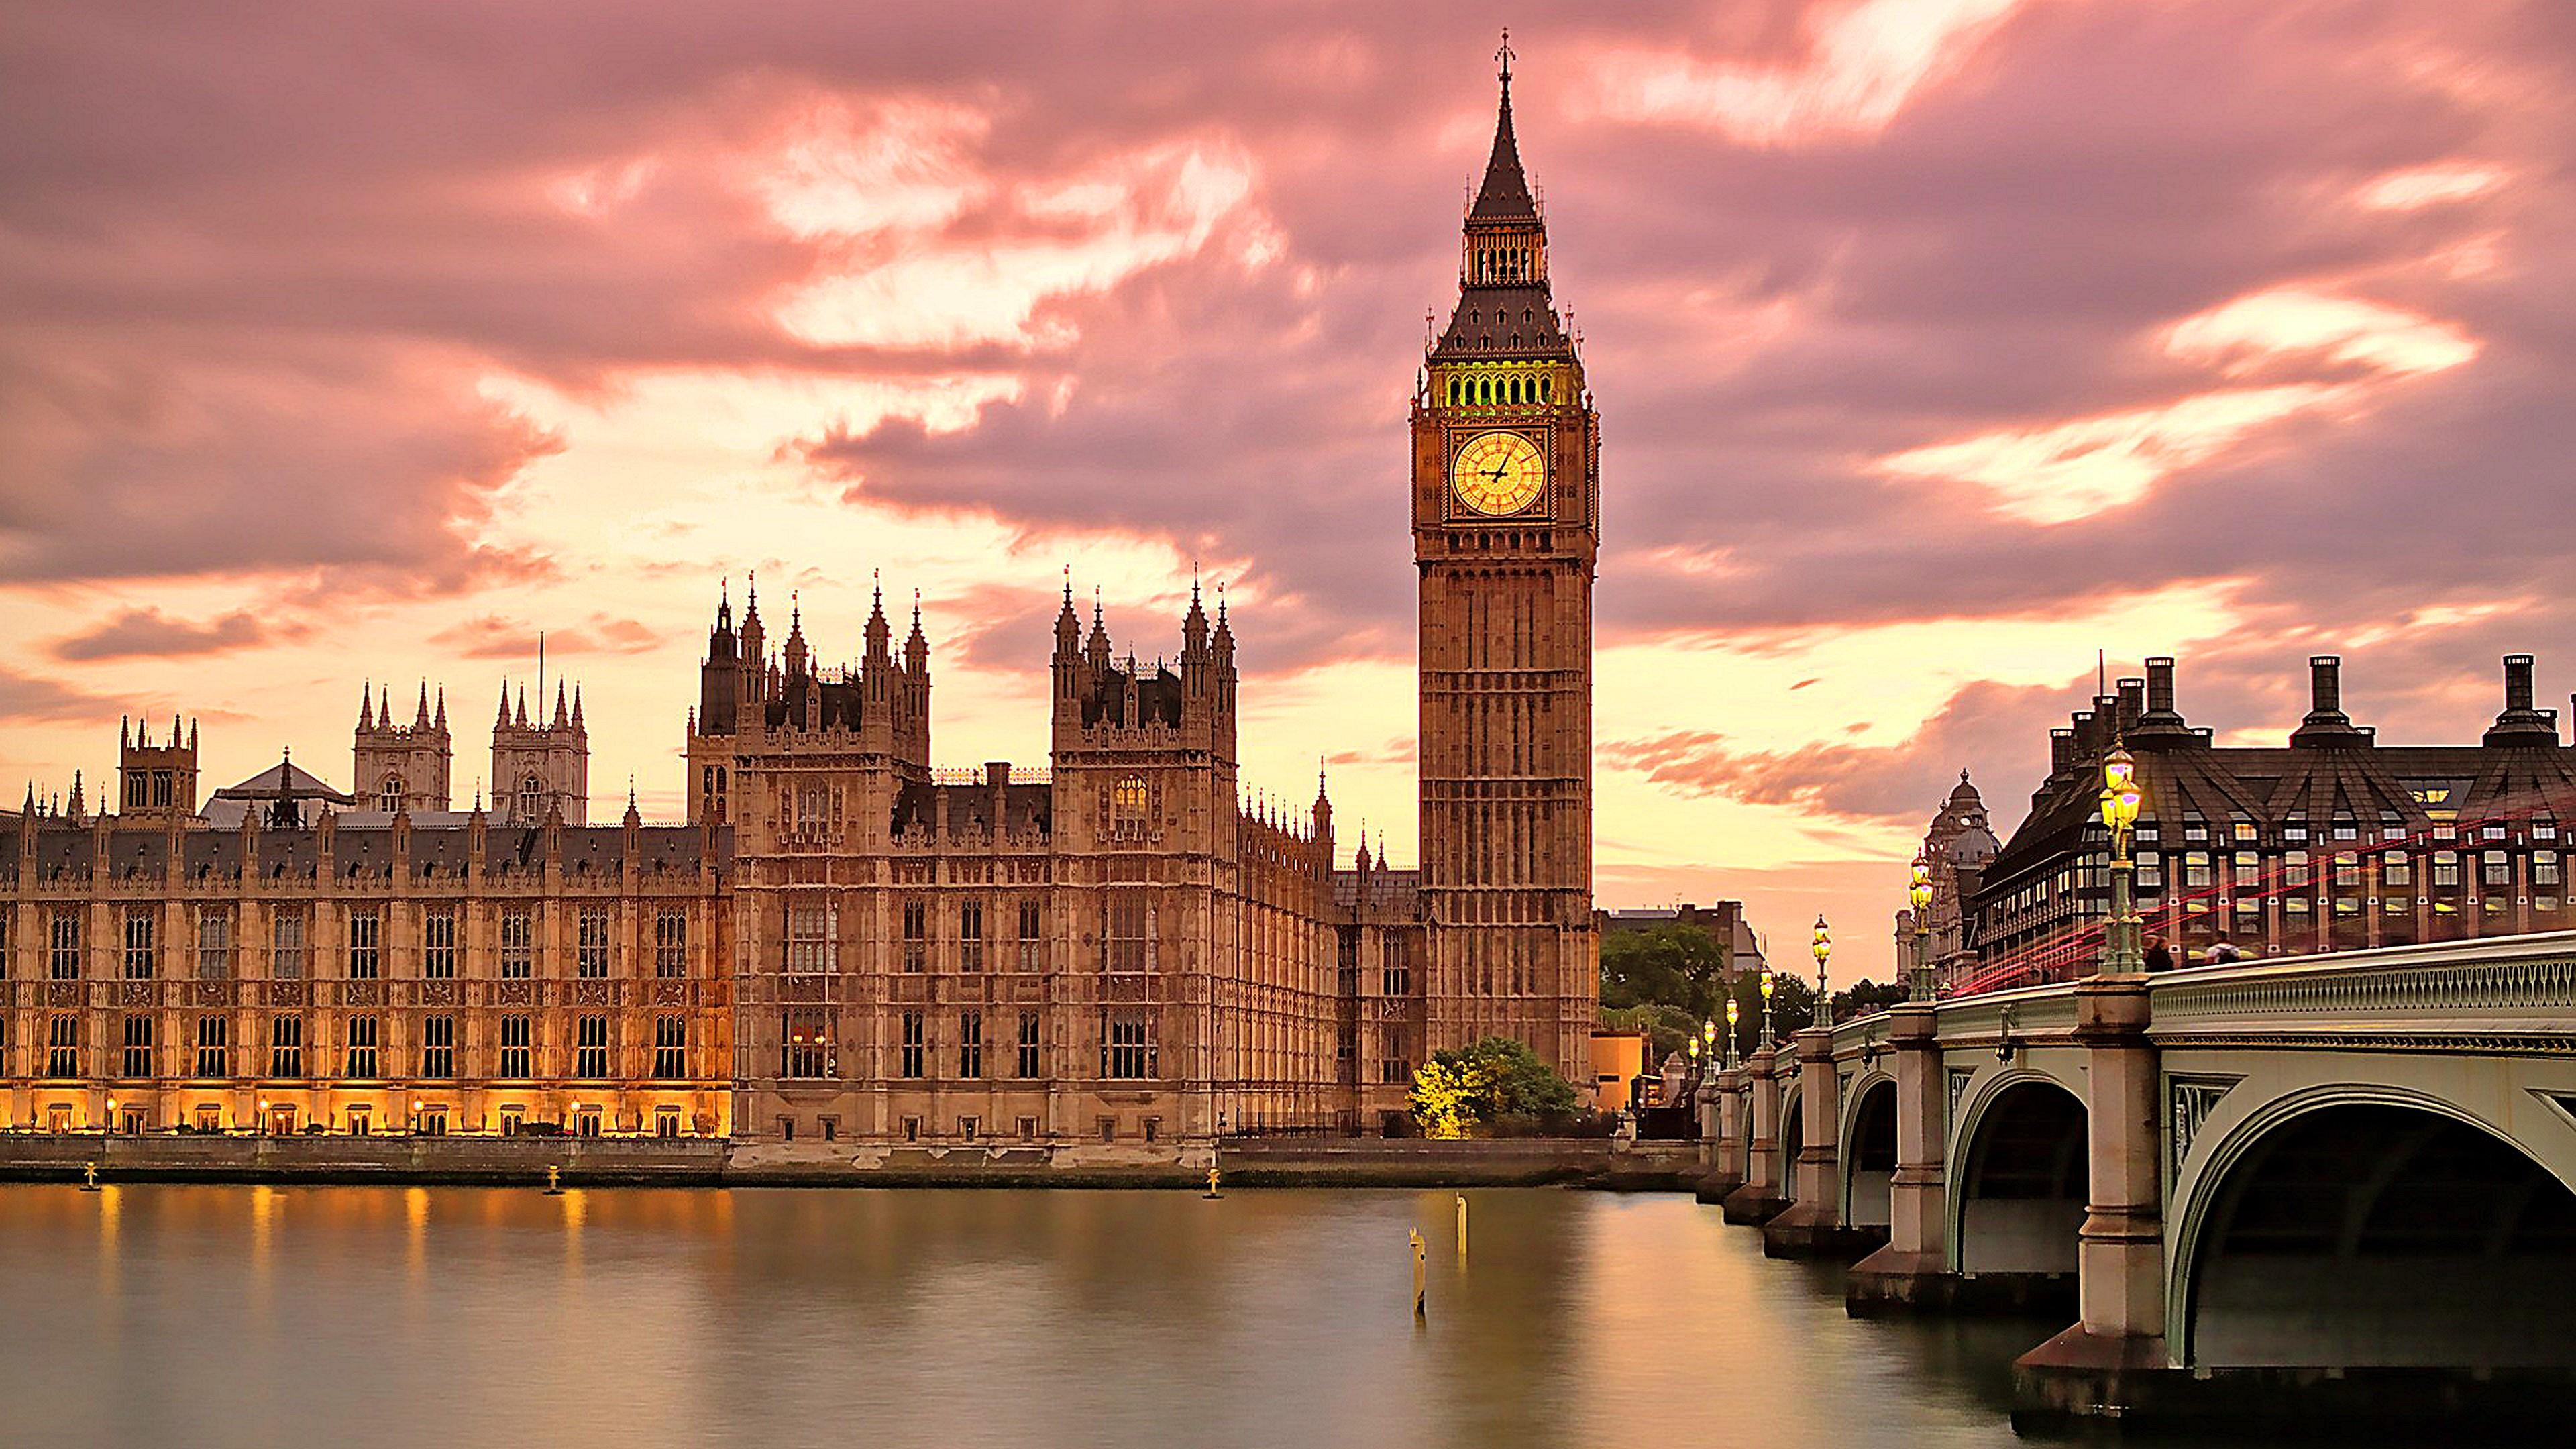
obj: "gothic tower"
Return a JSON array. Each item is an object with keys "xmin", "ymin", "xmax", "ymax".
[
  {"xmin": 354, "ymin": 681, "xmax": 453, "ymax": 814},
  {"xmin": 117, "ymin": 714, "xmax": 199, "ymax": 822},
  {"xmin": 493, "ymin": 680, "xmax": 590, "ymax": 824},
  {"xmin": 1413, "ymin": 40, "xmax": 1599, "ymax": 1082}
]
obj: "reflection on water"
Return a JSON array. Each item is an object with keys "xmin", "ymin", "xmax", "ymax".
[{"xmin": 0, "ymin": 1185, "xmax": 2055, "ymax": 1449}]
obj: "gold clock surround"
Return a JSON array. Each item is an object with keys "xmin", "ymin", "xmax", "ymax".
[{"xmin": 1450, "ymin": 429, "xmax": 1547, "ymax": 517}]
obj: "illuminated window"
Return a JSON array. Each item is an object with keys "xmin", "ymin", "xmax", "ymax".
[
  {"xmin": 2483, "ymin": 851, "xmax": 2512, "ymax": 887},
  {"xmin": 2284, "ymin": 852, "xmax": 2310, "ymax": 889},
  {"xmin": 1110, "ymin": 775, "xmax": 1148, "ymax": 833},
  {"xmin": 2233, "ymin": 822, "xmax": 2259, "ymax": 843},
  {"xmin": 2432, "ymin": 853, "xmax": 2461, "ymax": 888},
  {"xmin": 2383, "ymin": 853, "xmax": 2413, "ymax": 888},
  {"xmin": 2535, "ymin": 852, "xmax": 2561, "ymax": 888},
  {"xmin": 782, "ymin": 1008, "xmax": 833, "ymax": 1079}
]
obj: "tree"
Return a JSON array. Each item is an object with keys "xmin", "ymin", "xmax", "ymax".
[
  {"xmin": 1599, "ymin": 923, "xmax": 1729, "ymax": 1019},
  {"xmin": 1598, "ymin": 1002, "xmax": 1699, "ymax": 1063},
  {"xmin": 1407, "ymin": 1036, "xmax": 1581, "ymax": 1136}
]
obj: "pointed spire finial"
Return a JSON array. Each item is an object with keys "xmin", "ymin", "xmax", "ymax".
[{"xmin": 1497, "ymin": 25, "xmax": 1513, "ymax": 89}]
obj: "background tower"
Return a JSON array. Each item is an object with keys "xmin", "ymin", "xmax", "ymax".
[
  {"xmin": 353, "ymin": 682, "xmax": 453, "ymax": 814},
  {"xmin": 1412, "ymin": 42, "xmax": 1600, "ymax": 1083},
  {"xmin": 117, "ymin": 714, "xmax": 199, "ymax": 822},
  {"xmin": 493, "ymin": 680, "xmax": 589, "ymax": 824}
]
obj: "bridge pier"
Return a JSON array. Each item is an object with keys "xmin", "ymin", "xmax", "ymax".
[
  {"xmin": 1846, "ymin": 1002, "xmax": 1953, "ymax": 1310},
  {"xmin": 1764, "ymin": 1026, "xmax": 1881, "ymax": 1259},
  {"xmin": 2012, "ymin": 975, "xmax": 2171, "ymax": 1429},
  {"xmin": 1719, "ymin": 1047, "xmax": 1789, "ymax": 1224},
  {"xmin": 1693, "ymin": 1066, "xmax": 1744, "ymax": 1203}
]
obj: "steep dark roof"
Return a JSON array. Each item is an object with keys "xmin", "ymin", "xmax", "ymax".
[{"xmin": 1472, "ymin": 79, "xmax": 1535, "ymax": 220}]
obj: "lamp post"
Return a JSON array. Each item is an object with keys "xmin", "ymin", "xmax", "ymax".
[
  {"xmin": 1758, "ymin": 966, "xmax": 1775, "ymax": 1049},
  {"xmin": 2100, "ymin": 745, "xmax": 2145, "ymax": 974},
  {"xmin": 1908, "ymin": 853, "xmax": 1936, "ymax": 1002},
  {"xmin": 1701, "ymin": 1018, "xmax": 1716, "ymax": 1073},
  {"xmin": 1723, "ymin": 996, "xmax": 1739, "ymax": 1069},
  {"xmin": 1811, "ymin": 916, "xmax": 1833, "ymax": 1029}
]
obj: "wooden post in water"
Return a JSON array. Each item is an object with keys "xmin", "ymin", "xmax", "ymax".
[
  {"xmin": 1410, "ymin": 1229, "xmax": 1426, "ymax": 1316},
  {"xmin": 1455, "ymin": 1194, "xmax": 1468, "ymax": 1264}
]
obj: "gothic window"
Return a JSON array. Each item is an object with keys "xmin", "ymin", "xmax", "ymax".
[
  {"xmin": 194, "ymin": 1015, "xmax": 227, "ymax": 1079},
  {"xmin": 788, "ymin": 901, "xmax": 838, "ymax": 973},
  {"xmin": 197, "ymin": 907, "xmax": 233, "ymax": 979},
  {"xmin": 960, "ymin": 900, "xmax": 985, "ymax": 973},
  {"xmin": 499, "ymin": 908, "xmax": 533, "ymax": 979},
  {"xmin": 48, "ymin": 910, "xmax": 79, "ymax": 979},
  {"xmin": 517, "ymin": 773, "xmax": 543, "ymax": 823},
  {"xmin": 1102, "ymin": 1012, "xmax": 1155, "ymax": 1079},
  {"xmin": 498, "ymin": 1014, "xmax": 532, "ymax": 1078},
  {"xmin": 1104, "ymin": 892, "xmax": 1148, "ymax": 973},
  {"xmin": 1016, "ymin": 1011, "xmax": 1041, "ymax": 1079},
  {"xmin": 121, "ymin": 1013, "xmax": 153, "ymax": 1079},
  {"xmin": 575, "ymin": 1015, "xmax": 609, "ymax": 1078},
  {"xmin": 420, "ymin": 1016, "xmax": 455, "ymax": 1078},
  {"xmin": 782, "ymin": 1008, "xmax": 834, "ymax": 1079},
  {"xmin": 1381, "ymin": 936, "xmax": 1411, "ymax": 997},
  {"xmin": 270, "ymin": 908, "xmax": 307, "ymax": 980},
  {"xmin": 345, "ymin": 1016, "xmax": 379, "ymax": 1079},
  {"xmin": 378, "ymin": 775, "xmax": 404, "ymax": 812},
  {"xmin": 899, "ymin": 899, "xmax": 925, "ymax": 972},
  {"xmin": 123, "ymin": 908, "xmax": 156, "ymax": 979},
  {"xmin": 653, "ymin": 1015, "xmax": 688, "ymax": 1079},
  {"xmin": 269, "ymin": 1015, "xmax": 304, "ymax": 1077},
  {"xmin": 898, "ymin": 1011, "xmax": 925, "ymax": 1079},
  {"xmin": 422, "ymin": 908, "xmax": 456, "ymax": 979},
  {"xmin": 655, "ymin": 909, "xmax": 687, "ymax": 978},
  {"xmin": 1016, "ymin": 900, "xmax": 1042, "ymax": 971},
  {"xmin": 1110, "ymin": 775, "xmax": 1148, "ymax": 833},
  {"xmin": 576, "ymin": 906, "xmax": 610, "ymax": 977},
  {"xmin": 46, "ymin": 1014, "xmax": 80, "ymax": 1078},
  {"xmin": 346, "ymin": 908, "xmax": 380, "ymax": 979},
  {"xmin": 959, "ymin": 1010, "xmax": 983, "ymax": 1077}
]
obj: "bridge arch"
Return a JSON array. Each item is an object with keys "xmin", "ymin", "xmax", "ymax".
[
  {"xmin": 1947, "ymin": 1071, "xmax": 2086, "ymax": 1275},
  {"xmin": 1840, "ymin": 1072, "xmax": 1896, "ymax": 1228},
  {"xmin": 2171, "ymin": 1087, "xmax": 2576, "ymax": 1369},
  {"xmin": 1776, "ymin": 1079, "xmax": 1803, "ymax": 1204}
]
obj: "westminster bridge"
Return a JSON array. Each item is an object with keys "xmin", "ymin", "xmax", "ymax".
[{"xmin": 1693, "ymin": 929, "xmax": 2576, "ymax": 1433}]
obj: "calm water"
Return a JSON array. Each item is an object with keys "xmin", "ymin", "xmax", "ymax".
[{"xmin": 0, "ymin": 1184, "xmax": 2056, "ymax": 1449}]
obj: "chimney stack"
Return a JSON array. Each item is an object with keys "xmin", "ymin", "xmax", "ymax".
[
  {"xmin": 2485, "ymin": 653, "xmax": 2559, "ymax": 747},
  {"xmin": 2291, "ymin": 654, "xmax": 2369, "ymax": 747}
]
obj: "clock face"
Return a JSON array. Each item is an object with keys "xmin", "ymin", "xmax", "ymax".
[{"xmin": 1450, "ymin": 430, "xmax": 1546, "ymax": 516}]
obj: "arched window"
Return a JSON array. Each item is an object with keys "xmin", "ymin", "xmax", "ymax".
[
  {"xmin": 1540, "ymin": 377, "xmax": 1552, "ymax": 402},
  {"xmin": 1111, "ymin": 775, "xmax": 1148, "ymax": 832},
  {"xmin": 378, "ymin": 776, "xmax": 404, "ymax": 813},
  {"xmin": 517, "ymin": 774, "xmax": 543, "ymax": 823}
]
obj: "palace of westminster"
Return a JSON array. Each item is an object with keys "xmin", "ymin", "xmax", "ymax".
[{"xmin": 0, "ymin": 62, "xmax": 1605, "ymax": 1144}]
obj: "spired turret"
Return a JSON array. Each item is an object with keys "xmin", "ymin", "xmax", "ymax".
[{"xmin": 354, "ymin": 681, "xmax": 452, "ymax": 814}]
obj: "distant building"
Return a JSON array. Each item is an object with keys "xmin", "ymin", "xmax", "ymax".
[
  {"xmin": 1596, "ymin": 900, "xmax": 1767, "ymax": 981},
  {"xmin": 1892, "ymin": 772, "xmax": 2001, "ymax": 988},
  {"xmin": 1969, "ymin": 654, "xmax": 2576, "ymax": 981}
]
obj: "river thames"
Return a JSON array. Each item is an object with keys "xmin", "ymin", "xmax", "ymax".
[{"xmin": 7, "ymin": 1183, "xmax": 2059, "ymax": 1448}]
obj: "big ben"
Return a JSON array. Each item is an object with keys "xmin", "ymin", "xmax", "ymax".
[{"xmin": 1415, "ymin": 40, "xmax": 1598, "ymax": 1083}]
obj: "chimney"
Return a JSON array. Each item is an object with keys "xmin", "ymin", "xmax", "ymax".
[
  {"xmin": 2485, "ymin": 653, "xmax": 2559, "ymax": 747},
  {"xmin": 2132, "ymin": 655, "xmax": 2191, "ymax": 741},
  {"xmin": 2116, "ymin": 677, "xmax": 2145, "ymax": 735},
  {"xmin": 2049, "ymin": 727, "xmax": 2076, "ymax": 777},
  {"xmin": 2291, "ymin": 654, "xmax": 2368, "ymax": 747}
]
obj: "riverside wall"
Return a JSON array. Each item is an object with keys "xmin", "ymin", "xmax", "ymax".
[{"xmin": 0, "ymin": 1133, "xmax": 1705, "ymax": 1190}]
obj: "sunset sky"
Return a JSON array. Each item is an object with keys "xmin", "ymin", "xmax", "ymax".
[{"xmin": 5, "ymin": 1, "xmax": 2571, "ymax": 981}]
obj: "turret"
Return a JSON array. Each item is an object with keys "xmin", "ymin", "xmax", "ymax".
[{"xmin": 118, "ymin": 711, "xmax": 199, "ymax": 822}]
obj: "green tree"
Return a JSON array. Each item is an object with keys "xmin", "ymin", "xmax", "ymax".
[
  {"xmin": 1407, "ymin": 1036, "xmax": 1580, "ymax": 1136},
  {"xmin": 1599, "ymin": 923, "xmax": 1729, "ymax": 1019},
  {"xmin": 1598, "ymin": 1002, "xmax": 1700, "ymax": 1064}
]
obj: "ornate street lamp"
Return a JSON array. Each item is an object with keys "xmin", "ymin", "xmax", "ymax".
[
  {"xmin": 1758, "ymin": 965, "xmax": 1775, "ymax": 1048},
  {"xmin": 1811, "ymin": 915, "xmax": 1833, "ymax": 1028},
  {"xmin": 2100, "ymin": 745, "xmax": 2146, "ymax": 973},
  {"xmin": 1723, "ymin": 996, "xmax": 1740, "ymax": 1069},
  {"xmin": 1908, "ymin": 853, "xmax": 1936, "ymax": 1002}
]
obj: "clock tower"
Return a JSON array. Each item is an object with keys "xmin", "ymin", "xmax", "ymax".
[{"xmin": 1413, "ymin": 40, "xmax": 1599, "ymax": 1084}]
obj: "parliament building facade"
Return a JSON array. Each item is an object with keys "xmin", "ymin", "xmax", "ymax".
[{"xmin": 0, "ymin": 63, "xmax": 1603, "ymax": 1144}]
